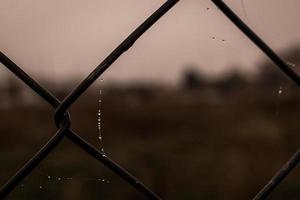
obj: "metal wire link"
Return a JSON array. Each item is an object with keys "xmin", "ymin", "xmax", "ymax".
[
  {"xmin": 54, "ymin": 0, "xmax": 180, "ymax": 127},
  {"xmin": 211, "ymin": 0, "xmax": 300, "ymax": 86},
  {"xmin": 0, "ymin": 0, "xmax": 180, "ymax": 199},
  {"xmin": 0, "ymin": 52, "xmax": 161, "ymax": 200},
  {"xmin": 211, "ymin": 1, "xmax": 300, "ymax": 199},
  {"xmin": 1, "ymin": 0, "xmax": 300, "ymax": 199},
  {"xmin": 0, "ymin": 115, "xmax": 70, "ymax": 199}
]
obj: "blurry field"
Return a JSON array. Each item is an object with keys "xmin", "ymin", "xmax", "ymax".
[{"xmin": 1, "ymin": 63, "xmax": 300, "ymax": 200}]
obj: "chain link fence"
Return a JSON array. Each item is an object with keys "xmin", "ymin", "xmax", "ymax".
[{"xmin": 0, "ymin": 0, "xmax": 299, "ymax": 199}]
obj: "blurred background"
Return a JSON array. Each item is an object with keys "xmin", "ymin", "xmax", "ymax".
[{"xmin": 1, "ymin": 0, "xmax": 300, "ymax": 199}]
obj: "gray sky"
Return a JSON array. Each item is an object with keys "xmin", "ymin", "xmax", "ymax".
[{"xmin": 1, "ymin": 0, "xmax": 300, "ymax": 84}]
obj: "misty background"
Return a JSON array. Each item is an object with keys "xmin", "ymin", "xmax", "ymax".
[
  {"xmin": 1, "ymin": 0, "xmax": 300, "ymax": 83},
  {"xmin": 1, "ymin": 0, "xmax": 300, "ymax": 199}
]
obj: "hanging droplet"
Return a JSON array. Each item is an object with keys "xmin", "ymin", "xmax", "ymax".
[
  {"xmin": 275, "ymin": 84, "xmax": 284, "ymax": 116},
  {"xmin": 39, "ymin": 186, "xmax": 43, "ymax": 190},
  {"xmin": 278, "ymin": 86, "xmax": 283, "ymax": 95},
  {"xmin": 287, "ymin": 61, "xmax": 296, "ymax": 68},
  {"xmin": 47, "ymin": 175, "xmax": 51, "ymax": 179},
  {"xmin": 97, "ymin": 87, "xmax": 105, "ymax": 153}
]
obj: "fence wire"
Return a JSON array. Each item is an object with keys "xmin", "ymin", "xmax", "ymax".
[{"xmin": 0, "ymin": 0, "xmax": 299, "ymax": 199}]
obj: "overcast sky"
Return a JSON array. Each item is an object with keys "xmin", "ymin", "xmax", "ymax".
[{"xmin": 1, "ymin": 0, "xmax": 299, "ymax": 84}]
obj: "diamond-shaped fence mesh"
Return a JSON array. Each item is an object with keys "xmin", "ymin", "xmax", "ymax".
[{"xmin": 0, "ymin": 0, "xmax": 299, "ymax": 199}]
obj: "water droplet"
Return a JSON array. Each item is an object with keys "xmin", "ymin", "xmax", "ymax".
[
  {"xmin": 47, "ymin": 175, "xmax": 51, "ymax": 179},
  {"xmin": 275, "ymin": 84, "xmax": 284, "ymax": 116},
  {"xmin": 39, "ymin": 186, "xmax": 43, "ymax": 189},
  {"xmin": 100, "ymin": 78, "xmax": 104, "ymax": 82},
  {"xmin": 287, "ymin": 61, "xmax": 296, "ymax": 67},
  {"xmin": 57, "ymin": 177, "xmax": 62, "ymax": 181},
  {"xmin": 278, "ymin": 86, "xmax": 283, "ymax": 94},
  {"xmin": 97, "ymin": 88, "xmax": 105, "ymax": 153}
]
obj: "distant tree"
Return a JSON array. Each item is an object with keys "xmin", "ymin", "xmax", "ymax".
[
  {"xmin": 7, "ymin": 78, "xmax": 21, "ymax": 106},
  {"xmin": 216, "ymin": 70, "xmax": 247, "ymax": 92},
  {"xmin": 181, "ymin": 67, "xmax": 205, "ymax": 90}
]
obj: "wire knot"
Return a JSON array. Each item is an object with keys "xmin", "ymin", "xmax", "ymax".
[{"xmin": 54, "ymin": 110, "xmax": 71, "ymax": 129}]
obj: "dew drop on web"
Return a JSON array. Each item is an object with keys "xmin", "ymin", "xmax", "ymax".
[{"xmin": 97, "ymin": 80, "xmax": 105, "ymax": 154}]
